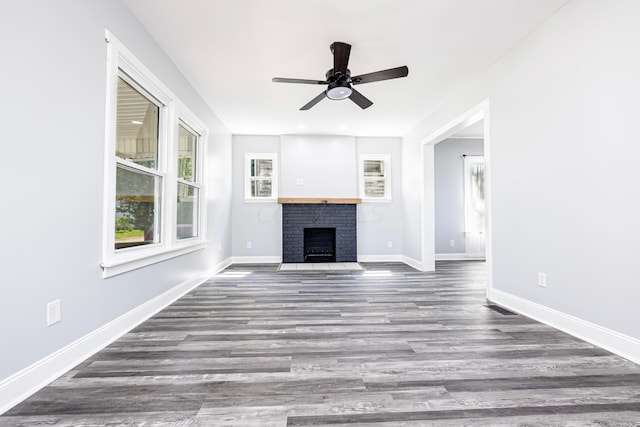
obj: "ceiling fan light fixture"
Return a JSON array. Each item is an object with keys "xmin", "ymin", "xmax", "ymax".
[{"xmin": 326, "ymin": 81, "xmax": 352, "ymax": 100}]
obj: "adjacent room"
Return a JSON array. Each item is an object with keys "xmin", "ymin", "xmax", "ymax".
[{"xmin": 1, "ymin": 0, "xmax": 639, "ymax": 424}]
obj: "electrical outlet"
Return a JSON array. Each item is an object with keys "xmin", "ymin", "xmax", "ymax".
[
  {"xmin": 296, "ymin": 178, "xmax": 304, "ymax": 185},
  {"xmin": 450, "ymin": 240, "xmax": 456, "ymax": 247},
  {"xmin": 387, "ymin": 240, "xmax": 393, "ymax": 248},
  {"xmin": 246, "ymin": 241, "xmax": 252, "ymax": 249},
  {"xmin": 538, "ymin": 272, "xmax": 547, "ymax": 288},
  {"xmin": 47, "ymin": 300, "xmax": 61, "ymax": 326}
]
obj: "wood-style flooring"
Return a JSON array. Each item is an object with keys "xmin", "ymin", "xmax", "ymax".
[{"xmin": 3, "ymin": 261, "xmax": 640, "ymax": 426}]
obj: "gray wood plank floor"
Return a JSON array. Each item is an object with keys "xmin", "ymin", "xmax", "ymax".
[{"xmin": 3, "ymin": 261, "xmax": 640, "ymax": 426}]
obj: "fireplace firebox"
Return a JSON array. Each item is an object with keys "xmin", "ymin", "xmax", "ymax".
[{"xmin": 304, "ymin": 228, "xmax": 336, "ymax": 262}]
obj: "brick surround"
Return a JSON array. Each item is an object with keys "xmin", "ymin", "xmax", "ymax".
[{"xmin": 282, "ymin": 204, "xmax": 357, "ymax": 263}]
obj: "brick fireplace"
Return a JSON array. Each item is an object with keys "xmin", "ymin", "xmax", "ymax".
[{"xmin": 280, "ymin": 199, "xmax": 359, "ymax": 263}]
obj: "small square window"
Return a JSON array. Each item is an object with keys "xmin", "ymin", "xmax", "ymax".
[
  {"xmin": 360, "ymin": 155, "xmax": 391, "ymax": 201},
  {"xmin": 245, "ymin": 153, "xmax": 277, "ymax": 201}
]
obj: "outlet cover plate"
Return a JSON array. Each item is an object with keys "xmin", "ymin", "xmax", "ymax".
[
  {"xmin": 538, "ymin": 272, "xmax": 547, "ymax": 288},
  {"xmin": 47, "ymin": 300, "xmax": 61, "ymax": 326}
]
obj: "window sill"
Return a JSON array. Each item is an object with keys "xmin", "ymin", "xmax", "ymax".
[
  {"xmin": 101, "ymin": 240, "xmax": 208, "ymax": 278},
  {"xmin": 361, "ymin": 198, "xmax": 393, "ymax": 204},
  {"xmin": 244, "ymin": 198, "xmax": 278, "ymax": 203}
]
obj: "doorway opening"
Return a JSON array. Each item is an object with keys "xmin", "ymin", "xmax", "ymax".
[{"xmin": 421, "ymin": 100, "xmax": 492, "ymax": 297}]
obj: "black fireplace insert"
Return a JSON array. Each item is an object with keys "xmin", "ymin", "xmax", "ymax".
[{"xmin": 303, "ymin": 228, "xmax": 336, "ymax": 262}]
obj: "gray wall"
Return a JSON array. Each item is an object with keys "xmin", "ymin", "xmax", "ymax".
[
  {"xmin": 231, "ymin": 135, "xmax": 282, "ymax": 258},
  {"xmin": 231, "ymin": 135, "xmax": 403, "ymax": 260},
  {"xmin": 281, "ymin": 135, "xmax": 358, "ymax": 198},
  {"xmin": 0, "ymin": 0, "xmax": 232, "ymax": 381},
  {"xmin": 434, "ymin": 138, "xmax": 484, "ymax": 254},
  {"xmin": 357, "ymin": 137, "xmax": 404, "ymax": 258},
  {"xmin": 403, "ymin": 0, "xmax": 640, "ymax": 342}
]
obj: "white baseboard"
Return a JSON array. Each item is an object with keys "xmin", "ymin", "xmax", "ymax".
[
  {"xmin": 0, "ymin": 260, "xmax": 230, "ymax": 415},
  {"xmin": 435, "ymin": 252, "xmax": 466, "ymax": 260},
  {"xmin": 230, "ymin": 256, "xmax": 282, "ymax": 264},
  {"xmin": 489, "ymin": 288, "xmax": 640, "ymax": 365},
  {"xmin": 401, "ymin": 255, "xmax": 424, "ymax": 271},
  {"xmin": 435, "ymin": 253, "xmax": 485, "ymax": 261},
  {"xmin": 205, "ymin": 257, "xmax": 233, "ymax": 276},
  {"xmin": 358, "ymin": 254, "xmax": 404, "ymax": 262}
]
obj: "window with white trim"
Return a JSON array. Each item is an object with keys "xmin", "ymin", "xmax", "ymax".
[
  {"xmin": 176, "ymin": 122, "xmax": 201, "ymax": 240},
  {"xmin": 102, "ymin": 31, "xmax": 208, "ymax": 277},
  {"xmin": 359, "ymin": 154, "xmax": 391, "ymax": 201},
  {"xmin": 245, "ymin": 153, "xmax": 277, "ymax": 201},
  {"xmin": 114, "ymin": 74, "xmax": 164, "ymax": 250}
]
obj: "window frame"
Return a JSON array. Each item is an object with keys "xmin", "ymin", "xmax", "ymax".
[
  {"xmin": 175, "ymin": 117, "xmax": 206, "ymax": 243},
  {"xmin": 244, "ymin": 153, "xmax": 278, "ymax": 202},
  {"xmin": 101, "ymin": 31, "xmax": 208, "ymax": 278},
  {"xmin": 114, "ymin": 73, "xmax": 166, "ymax": 250},
  {"xmin": 359, "ymin": 154, "xmax": 392, "ymax": 202}
]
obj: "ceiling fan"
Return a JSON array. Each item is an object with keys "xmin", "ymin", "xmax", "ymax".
[{"xmin": 272, "ymin": 42, "xmax": 408, "ymax": 110}]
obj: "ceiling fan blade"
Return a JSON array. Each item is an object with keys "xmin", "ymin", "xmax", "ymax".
[
  {"xmin": 272, "ymin": 77, "xmax": 327, "ymax": 85},
  {"xmin": 300, "ymin": 91, "xmax": 327, "ymax": 110},
  {"xmin": 331, "ymin": 42, "xmax": 351, "ymax": 76},
  {"xmin": 351, "ymin": 65, "xmax": 409, "ymax": 85},
  {"xmin": 348, "ymin": 88, "xmax": 373, "ymax": 109}
]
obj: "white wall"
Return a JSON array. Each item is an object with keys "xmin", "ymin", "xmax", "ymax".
[
  {"xmin": 231, "ymin": 135, "xmax": 403, "ymax": 261},
  {"xmin": 403, "ymin": 0, "xmax": 640, "ymax": 358},
  {"xmin": 0, "ymin": 0, "xmax": 232, "ymax": 408}
]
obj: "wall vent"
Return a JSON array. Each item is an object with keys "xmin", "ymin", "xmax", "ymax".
[{"xmin": 485, "ymin": 304, "xmax": 517, "ymax": 315}]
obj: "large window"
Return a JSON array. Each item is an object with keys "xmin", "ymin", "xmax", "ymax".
[
  {"xmin": 359, "ymin": 154, "xmax": 391, "ymax": 201},
  {"xmin": 102, "ymin": 31, "xmax": 207, "ymax": 277},
  {"xmin": 114, "ymin": 75, "xmax": 163, "ymax": 250},
  {"xmin": 245, "ymin": 153, "xmax": 277, "ymax": 201}
]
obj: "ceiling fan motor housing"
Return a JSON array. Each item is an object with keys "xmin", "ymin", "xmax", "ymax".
[{"xmin": 325, "ymin": 68, "xmax": 351, "ymax": 82}]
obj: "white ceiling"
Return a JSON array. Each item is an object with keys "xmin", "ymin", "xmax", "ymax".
[{"xmin": 122, "ymin": 0, "xmax": 568, "ymax": 137}]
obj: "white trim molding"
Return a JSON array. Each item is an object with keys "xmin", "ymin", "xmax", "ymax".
[
  {"xmin": 402, "ymin": 255, "xmax": 424, "ymax": 271},
  {"xmin": 358, "ymin": 254, "xmax": 404, "ymax": 263},
  {"xmin": 230, "ymin": 256, "xmax": 282, "ymax": 264},
  {"xmin": 0, "ymin": 262, "xmax": 229, "ymax": 415},
  {"xmin": 435, "ymin": 253, "xmax": 467, "ymax": 261},
  {"xmin": 489, "ymin": 288, "xmax": 640, "ymax": 365},
  {"xmin": 435, "ymin": 253, "xmax": 486, "ymax": 261}
]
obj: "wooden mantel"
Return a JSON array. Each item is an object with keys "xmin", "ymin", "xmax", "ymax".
[{"xmin": 277, "ymin": 197, "xmax": 362, "ymax": 204}]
